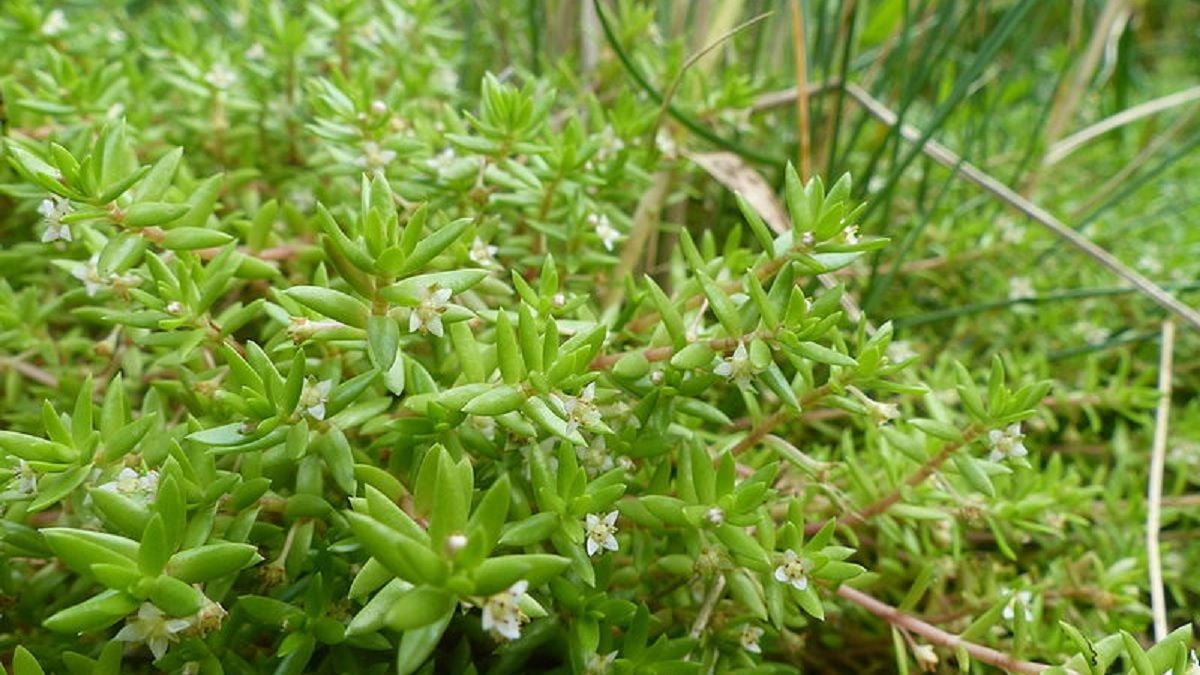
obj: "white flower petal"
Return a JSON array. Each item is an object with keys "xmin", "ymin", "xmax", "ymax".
[
  {"xmin": 115, "ymin": 623, "xmax": 147, "ymax": 642},
  {"xmin": 427, "ymin": 315, "xmax": 444, "ymax": 337}
]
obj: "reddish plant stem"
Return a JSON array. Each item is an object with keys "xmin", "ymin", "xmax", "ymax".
[{"xmin": 836, "ymin": 585, "xmax": 1062, "ymax": 674}]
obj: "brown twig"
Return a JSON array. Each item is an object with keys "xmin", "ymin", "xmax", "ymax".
[
  {"xmin": 836, "ymin": 585, "xmax": 1064, "ymax": 674},
  {"xmin": 0, "ymin": 357, "xmax": 60, "ymax": 389},
  {"xmin": 834, "ymin": 425, "xmax": 983, "ymax": 529}
]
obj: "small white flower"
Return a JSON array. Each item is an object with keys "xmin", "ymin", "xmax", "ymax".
[
  {"xmin": 481, "ymin": 580, "xmax": 529, "ymax": 641},
  {"xmin": 714, "ymin": 343, "xmax": 752, "ymax": 381},
  {"xmin": 842, "ymin": 225, "xmax": 860, "ymax": 245},
  {"xmin": 1008, "ymin": 277, "xmax": 1035, "ymax": 301},
  {"xmin": 584, "ymin": 510, "xmax": 619, "ymax": 556},
  {"xmin": 446, "ymin": 533, "xmax": 469, "ymax": 555},
  {"xmin": 370, "ymin": 99, "xmax": 388, "ymax": 115},
  {"xmin": 41, "ymin": 9, "xmax": 68, "ymax": 36},
  {"xmin": 705, "ymin": 507, "xmax": 725, "ymax": 525},
  {"xmin": 358, "ymin": 141, "xmax": 397, "ymax": 173},
  {"xmin": 39, "ymin": 195, "xmax": 74, "ymax": 243},
  {"xmin": 576, "ymin": 435, "xmax": 615, "ymax": 477},
  {"xmin": 166, "ymin": 301, "xmax": 185, "ymax": 315},
  {"xmin": 286, "ymin": 316, "xmax": 345, "ymax": 343},
  {"xmin": 800, "ymin": 231, "xmax": 816, "ymax": 247},
  {"xmin": 588, "ymin": 213, "xmax": 622, "ymax": 251},
  {"xmin": 913, "ymin": 644, "xmax": 938, "ymax": 671},
  {"xmin": 433, "ymin": 66, "xmax": 459, "ymax": 92},
  {"xmin": 300, "ymin": 379, "xmax": 333, "ymax": 420},
  {"xmin": 190, "ymin": 596, "xmax": 227, "ymax": 635},
  {"xmin": 1137, "ymin": 254, "xmax": 1164, "ymax": 276},
  {"xmin": 847, "ymin": 385, "xmax": 900, "ymax": 426},
  {"xmin": 13, "ymin": 460, "xmax": 38, "ymax": 496},
  {"xmin": 739, "ymin": 625, "xmax": 764, "ymax": 654},
  {"xmin": 773, "ymin": 549, "xmax": 808, "ymax": 591},
  {"xmin": 408, "ymin": 286, "xmax": 453, "ymax": 337},
  {"xmin": 469, "ymin": 237, "xmax": 499, "ymax": 266},
  {"xmin": 115, "ymin": 603, "xmax": 193, "ymax": 660},
  {"xmin": 997, "ymin": 221, "xmax": 1025, "ymax": 244},
  {"xmin": 107, "ymin": 29, "xmax": 126, "ymax": 44},
  {"xmin": 245, "ymin": 42, "xmax": 266, "ymax": 60},
  {"xmin": 99, "ymin": 467, "xmax": 160, "ymax": 503},
  {"xmin": 595, "ymin": 125, "xmax": 625, "ymax": 161},
  {"xmin": 287, "ymin": 188, "xmax": 315, "ymax": 212},
  {"xmin": 1000, "ymin": 589, "xmax": 1034, "ymax": 623},
  {"xmin": 556, "ymin": 383, "xmax": 602, "ymax": 435},
  {"xmin": 203, "ymin": 64, "xmax": 238, "ymax": 90},
  {"xmin": 425, "ymin": 148, "xmax": 457, "ymax": 177},
  {"xmin": 584, "ymin": 651, "xmax": 618, "ymax": 674},
  {"xmin": 886, "ymin": 340, "xmax": 917, "ymax": 363},
  {"xmin": 1074, "ymin": 321, "xmax": 1108, "ymax": 343},
  {"xmin": 138, "ymin": 470, "xmax": 159, "ymax": 495},
  {"xmin": 655, "ymin": 129, "xmax": 678, "ymax": 159},
  {"xmin": 988, "ymin": 423, "xmax": 1028, "ymax": 463}
]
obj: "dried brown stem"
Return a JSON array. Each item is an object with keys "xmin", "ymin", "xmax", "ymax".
[{"xmin": 836, "ymin": 585, "xmax": 1064, "ymax": 674}]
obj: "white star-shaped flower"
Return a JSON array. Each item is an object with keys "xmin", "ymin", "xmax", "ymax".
[
  {"xmin": 714, "ymin": 343, "xmax": 752, "ymax": 381},
  {"xmin": 203, "ymin": 64, "xmax": 238, "ymax": 90},
  {"xmin": 299, "ymin": 379, "xmax": 333, "ymax": 420},
  {"xmin": 469, "ymin": 237, "xmax": 499, "ymax": 267},
  {"xmin": 358, "ymin": 141, "xmax": 397, "ymax": 173},
  {"xmin": 584, "ymin": 510, "xmax": 619, "ymax": 556},
  {"xmin": 99, "ymin": 467, "xmax": 160, "ymax": 503},
  {"xmin": 481, "ymin": 580, "xmax": 529, "ymax": 641},
  {"xmin": 740, "ymin": 625, "xmax": 764, "ymax": 654},
  {"xmin": 584, "ymin": 651, "xmax": 618, "ymax": 674},
  {"xmin": 1008, "ymin": 277, "xmax": 1035, "ymax": 301},
  {"xmin": 576, "ymin": 435, "xmax": 615, "ymax": 477},
  {"xmin": 425, "ymin": 148, "xmax": 457, "ymax": 178},
  {"xmin": 773, "ymin": 549, "xmax": 808, "ymax": 591},
  {"xmin": 71, "ymin": 255, "xmax": 107, "ymax": 296},
  {"xmin": 595, "ymin": 125, "xmax": 626, "ymax": 161},
  {"xmin": 408, "ymin": 286, "xmax": 453, "ymax": 337},
  {"xmin": 1001, "ymin": 589, "xmax": 1034, "ymax": 623},
  {"xmin": 847, "ymin": 385, "xmax": 900, "ymax": 426},
  {"xmin": 988, "ymin": 423, "xmax": 1028, "ymax": 463},
  {"xmin": 191, "ymin": 596, "xmax": 228, "ymax": 635},
  {"xmin": 41, "ymin": 9, "xmax": 68, "ymax": 36},
  {"xmin": 245, "ymin": 43, "xmax": 266, "ymax": 60},
  {"xmin": 39, "ymin": 195, "xmax": 74, "ymax": 243},
  {"xmin": 886, "ymin": 340, "xmax": 917, "ymax": 363},
  {"xmin": 14, "ymin": 460, "xmax": 38, "ymax": 496},
  {"xmin": 557, "ymin": 382, "xmax": 602, "ymax": 435},
  {"xmin": 114, "ymin": 603, "xmax": 193, "ymax": 660},
  {"xmin": 588, "ymin": 213, "xmax": 622, "ymax": 252}
]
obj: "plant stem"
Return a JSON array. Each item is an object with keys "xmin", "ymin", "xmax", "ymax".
[
  {"xmin": 836, "ymin": 585, "xmax": 1062, "ymax": 674},
  {"xmin": 1146, "ymin": 320, "xmax": 1174, "ymax": 641}
]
